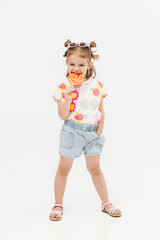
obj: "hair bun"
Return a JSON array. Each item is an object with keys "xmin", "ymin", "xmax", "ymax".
[
  {"xmin": 90, "ymin": 41, "xmax": 97, "ymax": 48},
  {"xmin": 64, "ymin": 39, "xmax": 72, "ymax": 47}
]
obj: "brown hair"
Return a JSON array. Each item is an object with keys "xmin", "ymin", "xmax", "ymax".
[{"xmin": 63, "ymin": 39, "xmax": 100, "ymax": 80}]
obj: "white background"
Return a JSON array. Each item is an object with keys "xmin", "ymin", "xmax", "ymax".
[{"xmin": 0, "ymin": 0, "xmax": 160, "ymax": 239}]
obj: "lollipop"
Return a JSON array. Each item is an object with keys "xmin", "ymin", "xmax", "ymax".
[{"xmin": 67, "ymin": 73, "xmax": 84, "ymax": 85}]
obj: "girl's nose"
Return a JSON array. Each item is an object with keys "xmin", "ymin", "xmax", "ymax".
[
  {"xmin": 72, "ymin": 67, "xmax": 80, "ymax": 73},
  {"xmin": 73, "ymin": 66, "xmax": 80, "ymax": 71}
]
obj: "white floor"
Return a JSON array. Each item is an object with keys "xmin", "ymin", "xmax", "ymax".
[{"xmin": 1, "ymin": 150, "xmax": 160, "ymax": 240}]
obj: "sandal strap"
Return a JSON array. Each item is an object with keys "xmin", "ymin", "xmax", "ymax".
[
  {"xmin": 101, "ymin": 202, "xmax": 112, "ymax": 211},
  {"xmin": 53, "ymin": 204, "xmax": 63, "ymax": 209},
  {"xmin": 108, "ymin": 207, "xmax": 119, "ymax": 215},
  {"xmin": 50, "ymin": 210, "xmax": 63, "ymax": 217}
]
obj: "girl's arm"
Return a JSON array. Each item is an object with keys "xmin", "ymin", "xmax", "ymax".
[
  {"xmin": 96, "ymin": 96, "xmax": 105, "ymax": 134},
  {"xmin": 57, "ymin": 98, "xmax": 72, "ymax": 120},
  {"xmin": 57, "ymin": 85, "xmax": 73, "ymax": 120}
]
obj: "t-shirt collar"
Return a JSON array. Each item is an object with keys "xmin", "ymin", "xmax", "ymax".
[{"xmin": 82, "ymin": 76, "xmax": 93, "ymax": 84}]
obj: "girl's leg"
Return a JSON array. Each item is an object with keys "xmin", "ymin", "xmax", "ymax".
[
  {"xmin": 51, "ymin": 155, "xmax": 74, "ymax": 219},
  {"xmin": 85, "ymin": 154, "xmax": 121, "ymax": 215}
]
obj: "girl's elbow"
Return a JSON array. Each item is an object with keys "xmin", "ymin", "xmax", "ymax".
[
  {"xmin": 99, "ymin": 109, "xmax": 105, "ymax": 114},
  {"xmin": 58, "ymin": 114, "xmax": 66, "ymax": 120},
  {"xmin": 58, "ymin": 112, "xmax": 69, "ymax": 120}
]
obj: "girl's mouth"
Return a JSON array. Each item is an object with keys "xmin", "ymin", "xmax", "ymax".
[{"xmin": 71, "ymin": 72, "xmax": 81, "ymax": 75}]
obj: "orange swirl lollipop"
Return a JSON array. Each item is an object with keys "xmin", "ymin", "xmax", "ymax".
[{"xmin": 67, "ymin": 73, "xmax": 84, "ymax": 85}]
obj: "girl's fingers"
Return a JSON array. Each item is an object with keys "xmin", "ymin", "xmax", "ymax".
[
  {"xmin": 66, "ymin": 86, "xmax": 73, "ymax": 94},
  {"xmin": 68, "ymin": 87, "xmax": 73, "ymax": 91}
]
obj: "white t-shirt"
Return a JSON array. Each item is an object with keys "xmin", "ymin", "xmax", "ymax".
[{"xmin": 52, "ymin": 76, "xmax": 108, "ymax": 124}]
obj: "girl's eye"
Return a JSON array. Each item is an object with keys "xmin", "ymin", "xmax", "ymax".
[{"xmin": 70, "ymin": 64, "xmax": 84, "ymax": 66}]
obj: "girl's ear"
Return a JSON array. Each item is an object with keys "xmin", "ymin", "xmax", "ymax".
[{"xmin": 65, "ymin": 59, "xmax": 68, "ymax": 65}]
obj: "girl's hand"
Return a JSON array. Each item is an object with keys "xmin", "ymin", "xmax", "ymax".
[
  {"xmin": 96, "ymin": 129, "xmax": 103, "ymax": 135},
  {"xmin": 96, "ymin": 126, "xmax": 103, "ymax": 134},
  {"xmin": 65, "ymin": 86, "xmax": 73, "ymax": 100}
]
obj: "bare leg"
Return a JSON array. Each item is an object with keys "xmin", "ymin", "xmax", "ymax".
[
  {"xmin": 85, "ymin": 154, "xmax": 121, "ymax": 216},
  {"xmin": 51, "ymin": 156, "xmax": 74, "ymax": 220}
]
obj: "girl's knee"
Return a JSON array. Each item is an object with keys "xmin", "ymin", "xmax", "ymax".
[
  {"xmin": 58, "ymin": 165, "xmax": 72, "ymax": 175},
  {"xmin": 58, "ymin": 156, "xmax": 74, "ymax": 175},
  {"xmin": 87, "ymin": 166, "xmax": 101, "ymax": 175}
]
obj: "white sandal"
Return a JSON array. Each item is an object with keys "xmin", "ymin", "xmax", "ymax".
[
  {"xmin": 49, "ymin": 204, "xmax": 63, "ymax": 221},
  {"xmin": 101, "ymin": 202, "xmax": 122, "ymax": 217}
]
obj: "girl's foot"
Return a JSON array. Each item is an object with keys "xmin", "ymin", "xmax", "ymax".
[
  {"xmin": 49, "ymin": 204, "xmax": 63, "ymax": 221},
  {"xmin": 102, "ymin": 202, "xmax": 122, "ymax": 217}
]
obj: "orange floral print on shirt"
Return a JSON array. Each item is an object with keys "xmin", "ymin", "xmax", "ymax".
[
  {"xmin": 70, "ymin": 90, "xmax": 79, "ymax": 112},
  {"xmin": 70, "ymin": 101, "xmax": 76, "ymax": 112},
  {"xmin": 72, "ymin": 90, "xmax": 79, "ymax": 100}
]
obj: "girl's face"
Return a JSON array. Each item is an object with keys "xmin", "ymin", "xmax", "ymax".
[{"xmin": 65, "ymin": 53, "xmax": 93, "ymax": 80}]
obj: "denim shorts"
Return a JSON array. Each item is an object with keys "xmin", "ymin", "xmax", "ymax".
[{"xmin": 58, "ymin": 119, "xmax": 106, "ymax": 159}]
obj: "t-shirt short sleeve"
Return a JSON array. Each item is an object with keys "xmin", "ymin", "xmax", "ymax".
[
  {"xmin": 52, "ymin": 82, "xmax": 67, "ymax": 103},
  {"xmin": 97, "ymin": 80, "xmax": 108, "ymax": 98}
]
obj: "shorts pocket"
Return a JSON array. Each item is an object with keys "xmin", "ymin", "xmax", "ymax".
[
  {"xmin": 94, "ymin": 132, "xmax": 106, "ymax": 146},
  {"xmin": 92, "ymin": 131, "xmax": 106, "ymax": 141},
  {"xmin": 60, "ymin": 125, "xmax": 74, "ymax": 149}
]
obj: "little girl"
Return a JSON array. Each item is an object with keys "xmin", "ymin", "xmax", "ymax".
[{"xmin": 49, "ymin": 39, "xmax": 122, "ymax": 221}]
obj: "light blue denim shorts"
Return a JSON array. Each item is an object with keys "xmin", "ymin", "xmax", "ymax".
[{"xmin": 58, "ymin": 119, "xmax": 106, "ymax": 159}]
